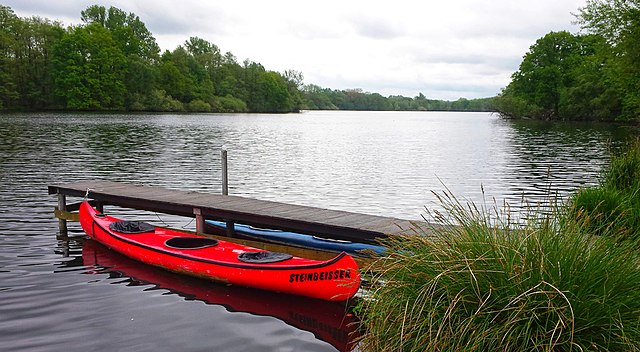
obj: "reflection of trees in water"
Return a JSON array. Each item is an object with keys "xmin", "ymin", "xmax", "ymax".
[
  {"xmin": 81, "ymin": 121, "xmax": 166, "ymax": 178},
  {"xmin": 0, "ymin": 123, "xmax": 22, "ymax": 151},
  {"xmin": 85, "ymin": 123, "xmax": 161, "ymax": 155},
  {"xmin": 501, "ymin": 119, "xmax": 639, "ymax": 205},
  {"xmin": 82, "ymin": 118, "xmax": 231, "ymax": 190},
  {"xmin": 0, "ymin": 117, "xmax": 105, "ymax": 182}
]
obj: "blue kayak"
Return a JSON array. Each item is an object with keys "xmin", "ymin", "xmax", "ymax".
[{"xmin": 205, "ymin": 220, "xmax": 386, "ymax": 255}]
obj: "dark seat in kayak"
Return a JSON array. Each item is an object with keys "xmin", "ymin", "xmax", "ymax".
[
  {"xmin": 165, "ymin": 237, "xmax": 219, "ymax": 249},
  {"xmin": 109, "ymin": 221, "xmax": 155, "ymax": 234},
  {"xmin": 238, "ymin": 251, "xmax": 293, "ymax": 263}
]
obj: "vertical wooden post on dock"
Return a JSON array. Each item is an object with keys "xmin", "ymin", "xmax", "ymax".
[
  {"xmin": 221, "ymin": 147, "xmax": 234, "ymax": 237},
  {"xmin": 194, "ymin": 208, "xmax": 204, "ymax": 234},
  {"xmin": 221, "ymin": 147, "xmax": 229, "ymax": 196},
  {"xmin": 57, "ymin": 194, "xmax": 68, "ymax": 236}
]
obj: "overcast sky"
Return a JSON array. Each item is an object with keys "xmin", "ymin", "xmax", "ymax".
[{"xmin": 4, "ymin": 0, "xmax": 587, "ymax": 100}]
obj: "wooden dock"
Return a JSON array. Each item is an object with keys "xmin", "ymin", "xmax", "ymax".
[{"xmin": 48, "ymin": 181, "xmax": 433, "ymax": 244}]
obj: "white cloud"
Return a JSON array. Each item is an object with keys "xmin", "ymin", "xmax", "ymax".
[{"xmin": 3, "ymin": 0, "xmax": 587, "ymax": 100}]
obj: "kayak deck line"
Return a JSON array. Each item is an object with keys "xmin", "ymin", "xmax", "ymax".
[{"xmin": 49, "ymin": 181, "xmax": 436, "ymax": 244}]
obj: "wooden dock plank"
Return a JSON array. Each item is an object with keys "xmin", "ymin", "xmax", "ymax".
[{"xmin": 49, "ymin": 181, "xmax": 432, "ymax": 243}]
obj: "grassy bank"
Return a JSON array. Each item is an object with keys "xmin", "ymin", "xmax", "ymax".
[
  {"xmin": 570, "ymin": 139, "xmax": 640, "ymax": 243},
  {"xmin": 357, "ymin": 141, "xmax": 640, "ymax": 351}
]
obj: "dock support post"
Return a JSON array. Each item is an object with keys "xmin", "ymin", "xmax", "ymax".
[
  {"xmin": 221, "ymin": 147, "xmax": 229, "ymax": 196},
  {"xmin": 226, "ymin": 221, "xmax": 235, "ymax": 238},
  {"xmin": 194, "ymin": 208, "xmax": 204, "ymax": 234},
  {"xmin": 57, "ymin": 194, "xmax": 68, "ymax": 236}
]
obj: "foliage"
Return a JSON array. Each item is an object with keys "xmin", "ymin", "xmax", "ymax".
[
  {"xmin": 497, "ymin": 2, "xmax": 640, "ymax": 121},
  {"xmin": 301, "ymin": 86, "xmax": 495, "ymax": 112},
  {"xmin": 495, "ymin": 31, "xmax": 620, "ymax": 120},
  {"xmin": 186, "ymin": 99, "xmax": 211, "ymax": 112},
  {"xmin": 0, "ymin": 6, "xmax": 64, "ymax": 109},
  {"xmin": 358, "ymin": 191, "xmax": 640, "ymax": 351},
  {"xmin": 576, "ymin": 0, "xmax": 640, "ymax": 120},
  {"xmin": 52, "ymin": 23, "xmax": 127, "ymax": 110},
  {"xmin": 0, "ymin": 5, "xmax": 303, "ymax": 113},
  {"xmin": 211, "ymin": 95, "xmax": 247, "ymax": 113}
]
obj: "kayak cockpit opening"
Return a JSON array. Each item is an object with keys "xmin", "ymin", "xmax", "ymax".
[
  {"xmin": 238, "ymin": 251, "xmax": 293, "ymax": 263},
  {"xmin": 109, "ymin": 221, "xmax": 155, "ymax": 234},
  {"xmin": 165, "ymin": 237, "xmax": 219, "ymax": 249}
]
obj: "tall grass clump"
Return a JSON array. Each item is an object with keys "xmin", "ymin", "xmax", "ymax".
[
  {"xmin": 571, "ymin": 138, "xmax": 640, "ymax": 241},
  {"xmin": 357, "ymin": 192, "xmax": 640, "ymax": 351}
]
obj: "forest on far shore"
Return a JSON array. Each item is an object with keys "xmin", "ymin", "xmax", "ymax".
[{"xmin": 0, "ymin": 5, "xmax": 494, "ymax": 114}]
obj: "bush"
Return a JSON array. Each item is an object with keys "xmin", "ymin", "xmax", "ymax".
[
  {"xmin": 127, "ymin": 93, "xmax": 146, "ymax": 111},
  {"xmin": 160, "ymin": 96, "xmax": 183, "ymax": 112},
  {"xmin": 358, "ymin": 192, "xmax": 640, "ymax": 351},
  {"xmin": 145, "ymin": 89, "xmax": 184, "ymax": 112},
  {"xmin": 213, "ymin": 95, "xmax": 247, "ymax": 113},
  {"xmin": 186, "ymin": 99, "xmax": 211, "ymax": 112}
]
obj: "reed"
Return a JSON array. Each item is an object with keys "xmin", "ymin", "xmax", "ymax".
[{"xmin": 357, "ymin": 191, "xmax": 640, "ymax": 351}]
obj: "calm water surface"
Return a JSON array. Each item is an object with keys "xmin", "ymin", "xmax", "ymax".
[{"xmin": 0, "ymin": 111, "xmax": 636, "ymax": 351}]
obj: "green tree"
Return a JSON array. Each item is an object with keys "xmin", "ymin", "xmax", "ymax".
[
  {"xmin": 242, "ymin": 60, "xmax": 266, "ymax": 110},
  {"xmin": 80, "ymin": 5, "xmax": 159, "ymax": 62},
  {"xmin": 0, "ymin": 4, "xmax": 308, "ymax": 113},
  {"xmin": 80, "ymin": 5, "xmax": 160, "ymax": 109},
  {"xmin": 182, "ymin": 37, "xmax": 218, "ymax": 102},
  {"xmin": 302, "ymin": 84, "xmax": 337, "ymax": 109},
  {"xmin": 512, "ymin": 32, "xmax": 580, "ymax": 118},
  {"xmin": 0, "ymin": 6, "xmax": 20, "ymax": 109},
  {"xmin": 184, "ymin": 37, "xmax": 222, "ymax": 76},
  {"xmin": 157, "ymin": 49, "xmax": 192, "ymax": 103},
  {"xmin": 14, "ymin": 17, "xmax": 64, "ymax": 108},
  {"xmin": 52, "ymin": 23, "xmax": 126, "ymax": 109},
  {"xmin": 0, "ymin": 7, "xmax": 63, "ymax": 110},
  {"xmin": 282, "ymin": 69, "xmax": 304, "ymax": 111},
  {"xmin": 496, "ymin": 31, "xmax": 611, "ymax": 120},
  {"xmin": 217, "ymin": 52, "xmax": 243, "ymax": 98},
  {"xmin": 157, "ymin": 45, "xmax": 215, "ymax": 104},
  {"xmin": 577, "ymin": 0, "xmax": 640, "ymax": 120},
  {"xmin": 259, "ymin": 71, "xmax": 293, "ymax": 112}
]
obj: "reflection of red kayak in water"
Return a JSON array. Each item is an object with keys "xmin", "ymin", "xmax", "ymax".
[
  {"xmin": 79, "ymin": 201, "xmax": 360, "ymax": 301},
  {"xmin": 82, "ymin": 239, "xmax": 359, "ymax": 352}
]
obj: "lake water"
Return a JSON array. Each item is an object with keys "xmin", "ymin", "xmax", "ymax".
[{"xmin": 0, "ymin": 111, "xmax": 636, "ymax": 351}]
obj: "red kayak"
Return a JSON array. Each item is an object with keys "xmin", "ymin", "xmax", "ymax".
[{"xmin": 79, "ymin": 201, "xmax": 360, "ymax": 301}]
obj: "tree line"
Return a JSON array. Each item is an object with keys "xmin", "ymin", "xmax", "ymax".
[
  {"xmin": 494, "ymin": 0, "xmax": 640, "ymax": 122},
  {"xmin": 0, "ymin": 5, "xmax": 303, "ymax": 113},
  {"xmin": 302, "ymin": 87, "xmax": 495, "ymax": 112},
  {"xmin": 0, "ymin": 4, "xmax": 497, "ymax": 114}
]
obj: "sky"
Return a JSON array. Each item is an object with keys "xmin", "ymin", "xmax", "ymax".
[{"xmin": 4, "ymin": 0, "xmax": 588, "ymax": 100}]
